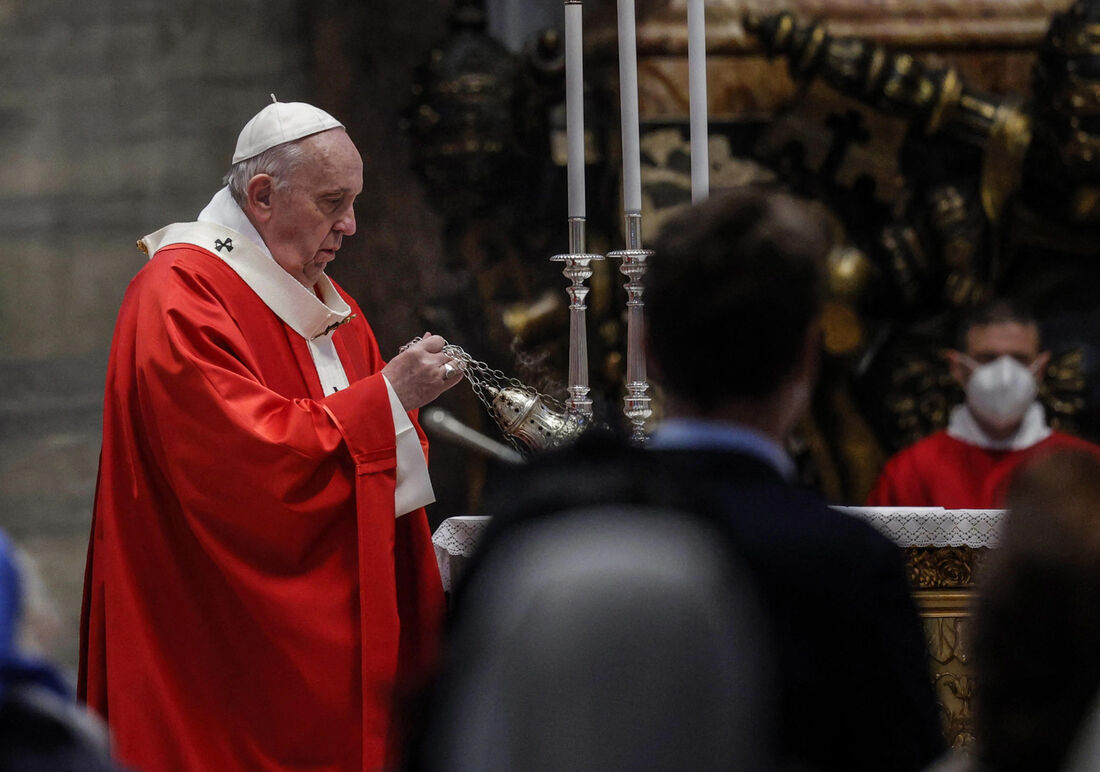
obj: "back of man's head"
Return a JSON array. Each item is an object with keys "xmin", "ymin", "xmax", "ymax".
[{"xmin": 647, "ymin": 187, "xmax": 831, "ymax": 412}]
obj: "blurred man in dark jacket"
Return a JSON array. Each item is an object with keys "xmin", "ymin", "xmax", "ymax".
[{"xmin": 446, "ymin": 188, "xmax": 945, "ymax": 771}]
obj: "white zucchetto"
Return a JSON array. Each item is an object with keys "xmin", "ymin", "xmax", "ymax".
[{"xmin": 232, "ymin": 100, "xmax": 344, "ymax": 164}]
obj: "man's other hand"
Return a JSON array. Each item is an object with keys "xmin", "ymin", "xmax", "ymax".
[{"xmin": 381, "ymin": 333, "xmax": 464, "ymax": 410}]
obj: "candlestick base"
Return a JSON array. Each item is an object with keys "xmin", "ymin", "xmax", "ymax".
[{"xmin": 624, "ymin": 381, "xmax": 653, "ymax": 445}]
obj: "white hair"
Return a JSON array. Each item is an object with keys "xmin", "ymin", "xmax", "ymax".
[{"xmin": 223, "ymin": 139, "xmax": 308, "ymax": 207}]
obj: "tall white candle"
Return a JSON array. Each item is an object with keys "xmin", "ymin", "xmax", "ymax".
[
  {"xmin": 687, "ymin": 0, "xmax": 709, "ymax": 203},
  {"xmin": 616, "ymin": 0, "xmax": 643, "ymax": 213},
  {"xmin": 565, "ymin": 1, "xmax": 585, "ymax": 219}
]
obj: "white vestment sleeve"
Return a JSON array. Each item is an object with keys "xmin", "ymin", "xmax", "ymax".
[{"xmin": 384, "ymin": 375, "xmax": 436, "ymax": 517}]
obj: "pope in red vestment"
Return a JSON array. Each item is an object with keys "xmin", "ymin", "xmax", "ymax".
[{"xmin": 79, "ymin": 102, "xmax": 457, "ymax": 771}]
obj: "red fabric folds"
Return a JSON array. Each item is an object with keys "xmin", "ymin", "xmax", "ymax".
[{"xmin": 867, "ymin": 430, "xmax": 1100, "ymax": 508}]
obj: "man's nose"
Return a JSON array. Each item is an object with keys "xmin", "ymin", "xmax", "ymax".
[{"xmin": 335, "ymin": 206, "xmax": 356, "ymax": 236}]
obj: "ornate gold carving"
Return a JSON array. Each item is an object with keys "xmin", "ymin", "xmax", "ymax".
[
  {"xmin": 502, "ymin": 290, "xmax": 568, "ymax": 347},
  {"xmin": 935, "ymin": 671, "xmax": 977, "ymax": 749},
  {"xmin": 636, "ymin": 126, "xmax": 777, "ymax": 234},
  {"xmin": 826, "ymin": 244, "xmax": 874, "ymax": 302},
  {"xmin": 775, "ymin": 13, "xmax": 794, "ymax": 50},
  {"xmin": 1042, "ymin": 347, "xmax": 1088, "ymax": 435},
  {"xmin": 923, "ymin": 612, "xmax": 972, "ymax": 665},
  {"xmin": 798, "ymin": 23, "xmax": 828, "ymax": 73},
  {"xmin": 981, "ymin": 103, "xmax": 1032, "ymax": 222},
  {"xmin": 821, "ymin": 302, "xmax": 864, "ymax": 355},
  {"xmin": 921, "ymin": 607, "xmax": 977, "ymax": 748},
  {"xmin": 883, "ymin": 354, "xmax": 958, "ymax": 447},
  {"xmin": 926, "ymin": 67, "xmax": 963, "ymax": 134},
  {"xmin": 1064, "ymin": 20, "xmax": 1100, "ymax": 55},
  {"xmin": 749, "ymin": 12, "xmax": 1008, "ymax": 143},
  {"xmin": 905, "ymin": 546, "xmax": 988, "ymax": 589}
]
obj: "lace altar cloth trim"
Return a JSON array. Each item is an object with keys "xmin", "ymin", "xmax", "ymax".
[
  {"xmin": 831, "ymin": 507, "xmax": 1006, "ymax": 548},
  {"xmin": 430, "ymin": 509, "xmax": 1006, "ymax": 591},
  {"xmin": 432, "ymin": 516, "xmax": 491, "ymax": 591}
]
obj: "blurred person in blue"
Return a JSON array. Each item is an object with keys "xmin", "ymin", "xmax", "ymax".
[{"xmin": 0, "ymin": 530, "xmax": 119, "ymax": 771}]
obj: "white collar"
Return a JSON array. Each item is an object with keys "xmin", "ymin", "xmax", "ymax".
[
  {"xmin": 197, "ymin": 185, "xmax": 274, "ymax": 261},
  {"xmin": 138, "ymin": 187, "xmax": 351, "ymax": 341},
  {"xmin": 946, "ymin": 402, "xmax": 1052, "ymax": 450}
]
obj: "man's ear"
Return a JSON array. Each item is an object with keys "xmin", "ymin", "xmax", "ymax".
[
  {"xmin": 946, "ymin": 349, "xmax": 969, "ymax": 388},
  {"xmin": 1034, "ymin": 350, "xmax": 1052, "ymax": 381},
  {"xmin": 245, "ymin": 174, "xmax": 276, "ymax": 223}
]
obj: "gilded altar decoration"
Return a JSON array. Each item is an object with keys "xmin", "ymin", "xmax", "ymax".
[
  {"xmin": 908, "ymin": 547, "xmax": 983, "ymax": 749},
  {"xmin": 919, "ymin": 610, "xmax": 978, "ymax": 748},
  {"xmin": 905, "ymin": 546, "xmax": 988, "ymax": 589},
  {"xmin": 737, "ymin": 0, "xmax": 1100, "ymax": 470},
  {"xmin": 934, "ymin": 669, "xmax": 977, "ymax": 749}
]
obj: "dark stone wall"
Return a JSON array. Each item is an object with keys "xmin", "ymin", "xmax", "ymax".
[
  {"xmin": 0, "ymin": 0, "xmax": 312, "ymax": 359},
  {"xmin": 306, "ymin": 0, "xmax": 451, "ymax": 357}
]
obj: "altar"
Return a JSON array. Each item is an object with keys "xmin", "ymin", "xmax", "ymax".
[{"xmin": 432, "ymin": 506, "xmax": 1000, "ymax": 749}]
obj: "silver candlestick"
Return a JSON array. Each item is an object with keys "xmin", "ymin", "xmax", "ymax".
[
  {"xmin": 550, "ymin": 217, "xmax": 604, "ymax": 420},
  {"xmin": 607, "ymin": 211, "xmax": 653, "ymax": 444}
]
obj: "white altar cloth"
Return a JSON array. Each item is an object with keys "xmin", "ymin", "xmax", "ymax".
[
  {"xmin": 430, "ymin": 508, "xmax": 1007, "ymax": 592},
  {"xmin": 833, "ymin": 507, "xmax": 1005, "ymax": 549},
  {"xmin": 432, "ymin": 515, "xmax": 491, "ymax": 593}
]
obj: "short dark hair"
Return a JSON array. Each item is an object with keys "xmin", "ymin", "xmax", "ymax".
[
  {"xmin": 972, "ymin": 450, "xmax": 1100, "ymax": 771},
  {"xmin": 954, "ymin": 298, "xmax": 1040, "ymax": 350},
  {"xmin": 646, "ymin": 187, "xmax": 830, "ymax": 410}
]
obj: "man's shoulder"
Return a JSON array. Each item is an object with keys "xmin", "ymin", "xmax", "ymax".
[
  {"xmin": 477, "ymin": 437, "xmax": 904, "ymax": 610},
  {"xmin": 647, "ymin": 448, "xmax": 900, "ymax": 555},
  {"xmin": 129, "ymin": 233, "xmax": 246, "ymax": 299},
  {"xmin": 484, "ymin": 429, "xmax": 649, "ymax": 517},
  {"xmin": 140, "ymin": 221, "xmax": 242, "ymax": 260}
]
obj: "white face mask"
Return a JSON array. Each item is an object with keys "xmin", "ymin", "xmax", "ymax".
[{"xmin": 962, "ymin": 355, "xmax": 1040, "ymax": 431}]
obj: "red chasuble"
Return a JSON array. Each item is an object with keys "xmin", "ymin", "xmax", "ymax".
[
  {"xmin": 866, "ymin": 430, "xmax": 1100, "ymax": 508},
  {"xmin": 79, "ymin": 243, "xmax": 444, "ymax": 771}
]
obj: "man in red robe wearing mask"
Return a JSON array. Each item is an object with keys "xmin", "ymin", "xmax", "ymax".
[
  {"xmin": 79, "ymin": 100, "xmax": 461, "ymax": 771},
  {"xmin": 868, "ymin": 300, "xmax": 1100, "ymax": 508}
]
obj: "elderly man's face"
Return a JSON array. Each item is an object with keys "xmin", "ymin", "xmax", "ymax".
[{"xmin": 266, "ymin": 129, "xmax": 363, "ymax": 287}]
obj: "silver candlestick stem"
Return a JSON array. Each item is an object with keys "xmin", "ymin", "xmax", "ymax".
[
  {"xmin": 550, "ymin": 217, "xmax": 604, "ymax": 420},
  {"xmin": 607, "ymin": 210, "xmax": 653, "ymax": 444}
]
